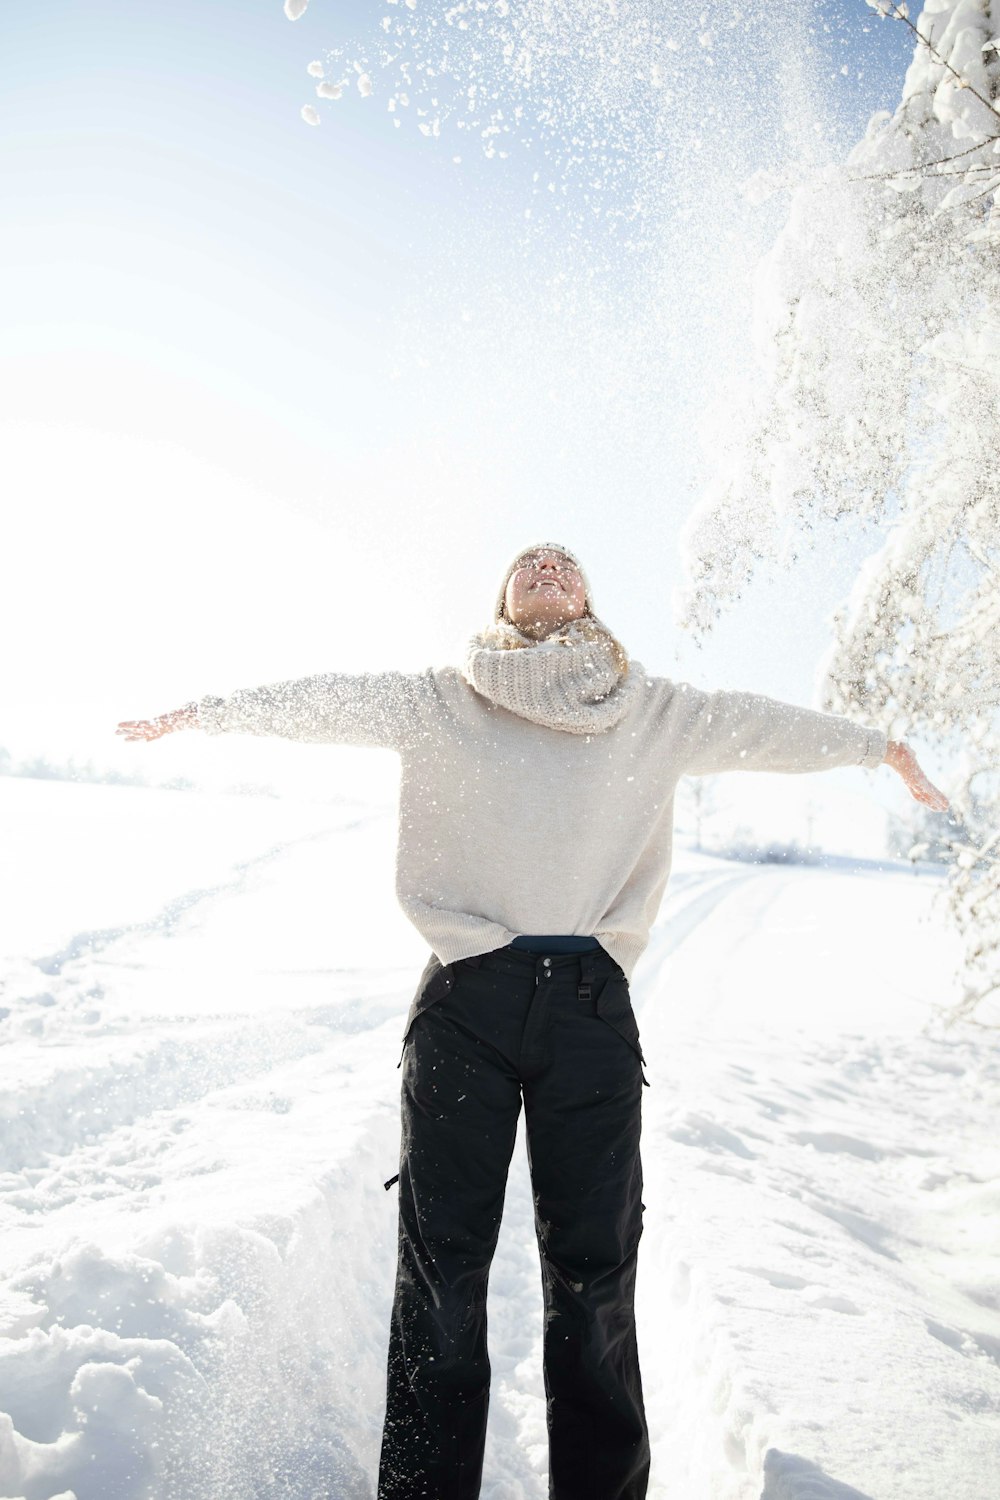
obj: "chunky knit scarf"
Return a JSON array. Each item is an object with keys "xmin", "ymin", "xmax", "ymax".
[{"xmin": 463, "ymin": 617, "xmax": 641, "ymax": 735}]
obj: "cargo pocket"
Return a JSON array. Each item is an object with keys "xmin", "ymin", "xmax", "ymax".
[
  {"xmin": 397, "ymin": 953, "xmax": 455, "ymax": 1067},
  {"xmin": 595, "ymin": 977, "xmax": 650, "ymax": 1087}
]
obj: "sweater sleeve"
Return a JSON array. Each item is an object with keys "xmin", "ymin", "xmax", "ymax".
[
  {"xmin": 678, "ymin": 684, "xmax": 888, "ymax": 777},
  {"xmin": 194, "ymin": 669, "xmax": 436, "ymax": 751}
]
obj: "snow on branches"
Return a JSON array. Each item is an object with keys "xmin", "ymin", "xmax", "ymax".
[{"xmin": 677, "ymin": 1, "xmax": 1000, "ymax": 1019}]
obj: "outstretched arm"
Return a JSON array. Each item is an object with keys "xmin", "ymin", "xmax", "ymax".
[
  {"xmin": 116, "ymin": 670, "xmax": 436, "ymax": 751},
  {"xmin": 677, "ymin": 684, "xmax": 949, "ymax": 810},
  {"xmin": 679, "ymin": 685, "xmax": 888, "ymax": 777}
]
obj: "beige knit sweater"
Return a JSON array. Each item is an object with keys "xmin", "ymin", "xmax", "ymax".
[{"xmin": 196, "ymin": 661, "xmax": 887, "ymax": 980}]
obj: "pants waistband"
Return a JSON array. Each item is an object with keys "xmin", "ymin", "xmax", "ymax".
[
  {"xmin": 509, "ymin": 935, "xmax": 602, "ymax": 953},
  {"xmin": 457, "ymin": 942, "xmax": 622, "ymax": 984}
]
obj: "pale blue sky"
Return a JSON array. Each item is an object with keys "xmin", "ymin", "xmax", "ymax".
[{"xmin": 1, "ymin": 1, "xmax": 914, "ymax": 801}]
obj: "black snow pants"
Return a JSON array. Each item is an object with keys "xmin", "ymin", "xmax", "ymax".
[{"xmin": 377, "ymin": 942, "xmax": 650, "ymax": 1500}]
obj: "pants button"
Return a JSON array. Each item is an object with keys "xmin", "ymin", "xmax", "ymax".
[{"xmin": 542, "ymin": 957, "xmax": 552, "ymax": 967}]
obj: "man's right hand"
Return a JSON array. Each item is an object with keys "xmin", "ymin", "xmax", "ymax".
[{"xmin": 115, "ymin": 703, "xmax": 199, "ymax": 742}]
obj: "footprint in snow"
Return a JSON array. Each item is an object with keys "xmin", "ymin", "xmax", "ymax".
[
  {"xmin": 791, "ymin": 1131, "xmax": 887, "ymax": 1162},
  {"xmin": 737, "ymin": 1266, "xmax": 862, "ymax": 1313},
  {"xmin": 666, "ymin": 1112, "xmax": 756, "ymax": 1159},
  {"xmin": 927, "ymin": 1319, "xmax": 1000, "ymax": 1368}
]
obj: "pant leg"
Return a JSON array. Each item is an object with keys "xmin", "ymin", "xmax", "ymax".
[
  {"xmin": 523, "ymin": 967, "xmax": 650, "ymax": 1500},
  {"xmin": 378, "ymin": 961, "xmax": 524, "ymax": 1500}
]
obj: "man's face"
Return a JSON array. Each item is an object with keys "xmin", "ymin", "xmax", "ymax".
[{"xmin": 503, "ymin": 548, "xmax": 587, "ymax": 638}]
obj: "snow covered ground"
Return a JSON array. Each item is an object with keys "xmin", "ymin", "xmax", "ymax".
[{"xmin": 1, "ymin": 774, "xmax": 998, "ymax": 1500}]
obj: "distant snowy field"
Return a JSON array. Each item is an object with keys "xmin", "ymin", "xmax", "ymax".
[{"xmin": 1, "ymin": 775, "xmax": 998, "ymax": 1500}]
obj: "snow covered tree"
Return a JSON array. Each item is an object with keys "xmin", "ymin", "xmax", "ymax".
[
  {"xmin": 677, "ymin": 773, "xmax": 719, "ymax": 851},
  {"xmin": 675, "ymin": 1, "xmax": 1000, "ymax": 1020}
]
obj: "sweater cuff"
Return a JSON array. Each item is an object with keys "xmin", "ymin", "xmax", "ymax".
[
  {"xmin": 859, "ymin": 726, "xmax": 888, "ymax": 770},
  {"xmin": 195, "ymin": 694, "xmax": 229, "ymax": 735}
]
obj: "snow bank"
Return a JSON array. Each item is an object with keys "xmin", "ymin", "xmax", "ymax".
[
  {"xmin": 1, "ymin": 781, "xmax": 998, "ymax": 1498},
  {"xmin": 628, "ymin": 860, "xmax": 1000, "ymax": 1497}
]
